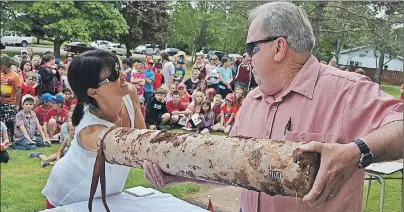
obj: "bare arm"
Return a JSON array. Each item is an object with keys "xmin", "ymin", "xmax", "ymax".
[
  {"xmin": 220, "ymin": 111, "xmax": 224, "ymax": 126},
  {"xmin": 129, "ymin": 85, "xmax": 147, "ymax": 130},
  {"xmin": 36, "ymin": 119, "xmax": 49, "ymax": 143},
  {"xmin": 225, "ymin": 113, "xmax": 236, "ymax": 126},
  {"xmin": 362, "ymin": 121, "xmax": 403, "ymax": 162},
  {"xmin": 15, "ymin": 87, "xmax": 21, "ymax": 109},
  {"xmin": 19, "ymin": 125, "xmax": 33, "ymax": 143},
  {"xmin": 145, "ymin": 78, "xmax": 153, "ymax": 84}
]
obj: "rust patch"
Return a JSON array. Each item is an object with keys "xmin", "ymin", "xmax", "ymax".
[
  {"xmin": 150, "ymin": 131, "xmax": 168, "ymax": 144},
  {"xmin": 186, "ymin": 170, "xmax": 196, "ymax": 178},
  {"xmin": 248, "ymin": 149, "xmax": 262, "ymax": 170},
  {"xmin": 234, "ymin": 168, "xmax": 250, "ymax": 187},
  {"xmin": 283, "ymin": 149, "xmax": 321, "ymax": 197},
  {"xmin": 213, "ymin": 173, "xmax": 226, "ymax": 183},
  {"xmin": 219, "ymin": 171, "xmax": 228, "ymax": 176},
  {"xmin": 137, "ymin": 131, "xmax": 152, "ymax": 142}
]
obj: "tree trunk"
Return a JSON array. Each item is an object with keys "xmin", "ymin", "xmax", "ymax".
[
  {"xmin": 90, "ymin": 127, "xmax": 320, "ymax": 211},
  {"xmin": 311, "ymin": 2, "xmax": 327, "ymax": 57},
  {"xmin": 375, "ymin": 51, "xmax": 384, "ymax": 84},
  {"xmin": 37, "ymin": 37, "xmax": 40, "ymax": 44},
  {"xmin": 53, "ymin": 36, "xmax": 62, "ymax": 58}
]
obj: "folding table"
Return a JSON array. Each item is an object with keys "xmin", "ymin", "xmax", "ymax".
[{"xmin": 364, "ymin": 161, "xmax": 403, "ymax": 212}]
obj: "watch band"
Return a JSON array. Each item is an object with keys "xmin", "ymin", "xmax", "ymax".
[{"xmin": 353, "ymin": 139, "xmax": 373, "ymax": 168}]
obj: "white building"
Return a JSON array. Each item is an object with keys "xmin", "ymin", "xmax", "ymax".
[{"xmin": 338, "ymin": 46, "xmax": 403, "ymax": 72}]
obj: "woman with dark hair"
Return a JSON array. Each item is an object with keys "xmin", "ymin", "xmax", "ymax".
[
  {"xmin": 160, "ymin": 52, "xmax": 175, "ymax": 85},
  {"xmin": 41, "ymin": 50, "xmax": 146, "ymax": 209},
  {"xmin": 39, "ymin": 54, "xmax": 60, "ymax": 95}
]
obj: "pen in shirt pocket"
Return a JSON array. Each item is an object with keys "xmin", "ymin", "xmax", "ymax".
[{"xmin": 284, "ymin": 117, "xmax": 292, "ymax": 135}]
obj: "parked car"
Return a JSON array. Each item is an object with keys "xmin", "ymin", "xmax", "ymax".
[
  {"xmin": 105, "ymin": 43, "xmax": 129, "ymax": 56},
  {"xmin": 91, "ymin": 40, "xmax": 112, "ymax": 48},
  {"xmin": 63, "ymin": 42, "xmax": 95, "ymax": 54},
  {"xmin": 134, "ymin": 44, "xmax": 160, "ymax": 55},
  {"xmin": 207, "ymin": 51, "xmax": 224, "ymax": 61},
  {"xmin": 163, "ymin": 48, "xmax": 180, "ymax": 56},
  {"xmin": 0, "ymin": 42, "xmax": 5, "ymax": 50},
  {"xmin": 0, "ymin": 31, "xmax": 33, "ymax": 47},
  {"xmin": 228, "ymin": 53, "xmax": 243, "ymax": 61}
]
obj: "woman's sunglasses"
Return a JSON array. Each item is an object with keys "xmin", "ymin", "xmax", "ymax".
[
  {"xmin": 97, "ymin": 63, "xmax": 121, "ymax": 87},
  {"xmin": 246, "ymin": 36, "xmax": 286, "ymax": 57}
]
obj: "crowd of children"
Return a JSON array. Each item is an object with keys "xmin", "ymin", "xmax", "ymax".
[
  {"xmin": 0, "ymin": 50, "xmax": 253, "ymax": 166},
  {"xmin": 1, "ymin": 50, "xmax": 76, "ymax": 165}
]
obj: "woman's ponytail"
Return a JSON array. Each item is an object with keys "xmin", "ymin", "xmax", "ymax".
[{"xmin": 72, "ymin": 101, "xmax": 85, "ymax": 126}]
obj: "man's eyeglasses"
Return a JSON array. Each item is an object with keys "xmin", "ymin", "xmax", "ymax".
[{"xmin": 246, "ymin": 36, "xmax": 287, "ymax": 57}]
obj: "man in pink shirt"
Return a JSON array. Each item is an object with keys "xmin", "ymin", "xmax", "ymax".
[{"xmin": 143, "ymin": 2, "xmax": 403, "ymax": 212}]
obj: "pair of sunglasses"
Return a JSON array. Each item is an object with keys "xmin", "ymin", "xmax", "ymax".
[
  {"xmin": 245, "ymin": 36, "xmax": 287, "ymax": 57},
  {"xmin": 97, "ymin": 63, "xmax": 121, "ymax": 87}
]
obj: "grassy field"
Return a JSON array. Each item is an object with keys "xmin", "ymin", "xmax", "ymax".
[{"xmin": 0, "ymin": 52, "xmax": 402, "ymax": 211}]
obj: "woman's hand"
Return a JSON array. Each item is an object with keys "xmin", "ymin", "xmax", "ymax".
[{"xmin": 143, "ymin": 160, "xmax": 185, "ymax": 189}]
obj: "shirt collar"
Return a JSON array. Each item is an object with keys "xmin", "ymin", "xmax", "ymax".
[{"xmin": 250, "ymin": 55, "xmax": 320, "ymax": 100}]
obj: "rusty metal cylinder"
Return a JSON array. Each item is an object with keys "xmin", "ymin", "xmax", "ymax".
[{"xmin": 98, "ymin": 127, "xmax": 320, "ymax": 198}]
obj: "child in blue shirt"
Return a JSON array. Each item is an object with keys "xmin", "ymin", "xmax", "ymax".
[
  {"xmin": 143, "ymin": 61, "xmax": 155, "ymax": 105},
  {"xmin": 174, "ymin": 59, "xmax": 185, "ymax": 84}
]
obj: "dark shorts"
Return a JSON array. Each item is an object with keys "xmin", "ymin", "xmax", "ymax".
[
  {"xmin": 0, "ymin": 102, "xmax": 16, "ymax": 123},
  {"xmin": 0, "ymin": 150, "xmax": 9, "ymax": 163}
]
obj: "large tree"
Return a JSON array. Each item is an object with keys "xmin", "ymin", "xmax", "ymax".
[
  {"xmin": 119, "ymin": 1, "xmax": 170, "ymax": 57},
  {"xmin": 6, "ymin": 1, "xmax": 128, "ymax": 57}
]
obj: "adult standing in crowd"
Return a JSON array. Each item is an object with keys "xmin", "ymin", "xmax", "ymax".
[
  {"xmin": 39, "ymin": 54, "xmax": 60, "ymax": 95},
  {"xmin": 234, "ymin": 53, "xmax": 253, "ymax": 96},
  {"xmin": 143, "ymin": 2, "xmax": 403, "ymax": 212},
  {"xmin": 160, "ymin": 52, "xmax": 175, "ymax": 85},
  {"xmin": 0, "ymin": 56, "xmax": 22, "ymax": 142}
]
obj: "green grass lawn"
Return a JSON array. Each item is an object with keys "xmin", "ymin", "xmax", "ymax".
[{"xmin": 0, "ymin": 56, "xmax": 402, "ymax": 212}]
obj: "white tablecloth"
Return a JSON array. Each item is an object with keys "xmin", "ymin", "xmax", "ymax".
[{"xmin": 41, "ymin": 186, "xmax": 208, "ymax": 212}]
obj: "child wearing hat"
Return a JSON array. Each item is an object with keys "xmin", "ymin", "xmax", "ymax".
[
  {"xmin": 145, "ymin": 88, "xmax": 171, "ymax": 130},
  {"xmin": 34, "ymin": 93, "xmax": 54, "ymax": 127},
  {"xmin": 212, "ymin": 93, "xmax": 237, "ymax": 134},
  {"xmin": 43, "ymin": 94, "xmax": 68, "ymax": 142},
  {"xmin": 12, "ymin": 94, "xmax": 51, "ymax": 150},
  {"xmin": 174, "ymin": 59, "xmax": 185, "ymax": 84}
]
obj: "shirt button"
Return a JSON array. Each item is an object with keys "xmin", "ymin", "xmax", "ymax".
[{"xmin": 300, "ymin": 134, "xmax": 307, "ymax": 140}]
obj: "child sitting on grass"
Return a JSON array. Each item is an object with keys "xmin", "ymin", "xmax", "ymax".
[
  {"xmin": 0, "ymin": 121, "xmax": 10, "ymax": 163},
  {"xmin": 21, "ymin": 71, "xmax": 37, "ymax": 97},
  {"xmin": 34, "ymin": 93, "xmax": 54, "ymax": 129},
  {"xmin": 12, "ymin": 94, "xmax": 50, "ymax": 150},
  {"xmin": 43, "ymin": 94, "xmax": 68, "ymax": 142},
  {"xmin": 145, "ymin": 88, "xmax": 171, "ymax": 130},
  {"xmin": 184, "ymin": 69, "xmax": 200, "ymax": 95},
  {"xmin": 212, "ymin": 93, "xmax": 237, "ymax": 134},
  {"xmin": 197, "ymin": 100, "xmax": 215, "ymax": 134},
  {"xmin": 211, "ymin": 94, "xmax": 223, "ymax": 123},
  {"xmin": 28, "ymin": 122, "xmax": 74, "ymax": 167}
]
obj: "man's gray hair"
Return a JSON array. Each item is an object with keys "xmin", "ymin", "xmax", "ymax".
[{"xmin": 248, "ymin": 2, "xmax": 315, "ymax": 53}]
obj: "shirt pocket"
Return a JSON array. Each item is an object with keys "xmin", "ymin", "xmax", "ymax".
[{"xmin": 283, "ymin": 131, "xmax": 327, "ymax": 143}]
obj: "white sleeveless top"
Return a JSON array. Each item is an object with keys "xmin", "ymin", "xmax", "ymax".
[{"xmin": 42, "ymin": 95, "xmax": 135, "ymax": 206}]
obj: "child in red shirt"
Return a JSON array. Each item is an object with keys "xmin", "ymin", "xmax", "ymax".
[
  {"xmin": 21, "ymin": 72, "xmax": 37, "ymax": 97},
  {"xmin": 211, "ymin": 94, "xmax": 223, "ymax": 123},
  {"xmin": 34, "ymin": 93, "xmax": 54, "ymax": 127},
  {"xmin": 177, "ymin": 83, "xmax": 190, "ymax": 107},
  {"xmin": 43, "ymin": 94, "xmax": 68, "ymax": 142},
  {"xmin": 212, "ymin": 93, "xmax": 237, "ymax": 134},
  {"xmin": 153, "ymin": 63, "xmax": 164, "ymax": 91}
]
